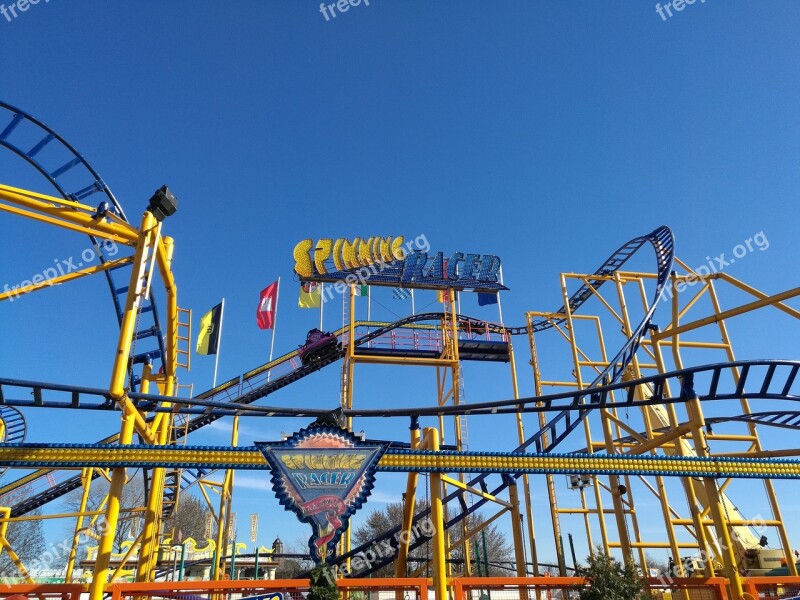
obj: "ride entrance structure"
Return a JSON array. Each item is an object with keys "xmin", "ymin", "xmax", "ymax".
[{"xmin": 1, "ymin": 101, "xmax": 800, "ymax": 600}]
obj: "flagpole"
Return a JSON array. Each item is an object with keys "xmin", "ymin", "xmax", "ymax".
[
  {"xmin": 411, "ymin": 289, "xmax": 416, "ymax": 316},
  {"xmin": 319, "ymin": 283, "xmax": 324, "ymax": 330},
  {"xmin": 367, "ymin": 285, "xmax": 371, "ymax": 322},
  {"xmin": 213, "ymin": 298, "xmax": 225, "ymax": 388},
  {"xmin": 268, "ymin": 278, "xmax": 280, "ymax": 382},
  {"xmin": 497, "ymin": 266, "xmax": 505, "ymax": 326}
]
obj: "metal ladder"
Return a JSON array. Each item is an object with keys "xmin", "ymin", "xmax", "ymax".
[
  {"xmin": 160, "ymin": 413, "xmax": 191, "ymax": 519},
  {"xmin": 176, "ymin": 307, "xmax": 192, "ymax": 371},
  {"xmin": 159, "ymin": 308, "xmax": 192, "ymax": 519},
  {"xmin": 340, "ymin": 290, "xmax": 351, "ymax": 409}
]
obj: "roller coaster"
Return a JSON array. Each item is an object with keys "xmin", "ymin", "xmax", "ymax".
[{"xmin": 1, "ymin": 100, "xmax": 800, "ymax": 600}]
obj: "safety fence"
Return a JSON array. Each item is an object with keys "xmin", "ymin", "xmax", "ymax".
[
  {"xmin": 105, "ymin": 578, "xmax": 429, "ymax": 600},
  {"xmin": 106, "ymin": 578, "xmax": 310, "ymax": 600},
  {"xmin": 454, "ymin": 575, "xmax": 800, "ymax": 600},
  {"xmin": 743, "ymin": 576, "xmax": 800, "ymax": 599},
  {"xmin": 1, "ymin": 575, "xmax": 800, "ymax": 600},
  {"xmin": 454, "ymin": 576, "xmax": 581, "ymax": 600},
  {"xmin": 454, "ymin": 576, "xmax": 729, "ymax": 600},
  {"xmin": 0, "ymin": 583, "xmax": 83, "ymax": 600}
]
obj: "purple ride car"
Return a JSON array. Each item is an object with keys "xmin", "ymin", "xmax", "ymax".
[{"xmin": 297, "ymin": 328, "xmax": 340, "ymax": 365}]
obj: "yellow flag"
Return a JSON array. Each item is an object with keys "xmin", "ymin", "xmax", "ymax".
[
  {"xmin": 196, "ymin": 302, "xmax": 222, "ymax": 355},
  {"xmin": 298, "ymin": 282, "xmax": 322, "ymax": 308}
]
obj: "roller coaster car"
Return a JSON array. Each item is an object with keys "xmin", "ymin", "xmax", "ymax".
[
  {"xmin": 458, "ymin": 319, "xmax": 488, "ymax": 336},
  {"xmin": 298, "ymin": 328, "xmax": 340, "ymax": 365}
]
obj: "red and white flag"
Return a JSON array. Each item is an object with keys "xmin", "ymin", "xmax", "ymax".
[{"xmin": 257, "ymin": 280, "xmax": 279, "ymax": 330}]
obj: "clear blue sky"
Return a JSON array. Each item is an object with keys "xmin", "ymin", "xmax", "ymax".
[{"xmin": 1, "ymin": 1, "xmax": 799, "ymax": 571}]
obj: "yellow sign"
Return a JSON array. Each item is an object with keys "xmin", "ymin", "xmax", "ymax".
[
  {"xmin": 293, "ymin": 236, "xmax": 507, "ymax": 292},
  {"xmin": 294, "ymin": 236, "xmax": 406, "ymax": 278},
  {"xmin": 279, "ymin": 453, "xmax": 367, "ymax": 470}
]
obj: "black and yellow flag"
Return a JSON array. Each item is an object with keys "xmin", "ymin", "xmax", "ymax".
[{"xmin": 196, "ymin": 302, "xmax": 223, "ymax": 355}]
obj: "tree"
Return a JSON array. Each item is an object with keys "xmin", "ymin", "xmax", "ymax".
[
  {"xmin": 275, "ymin": 558, "xmax": 305, "ymax": 579},
  {"xmin": 61, "ymin": 471, "xmax": 145, "ymax": 565},
  {"xmin": 163, "ymin": 493, "xmax": 209, "ymax": 542},
  {"xmin": 352, "ymin": 500, "xmax": 513, "ymax": 577},
  {"xmin": 0, "ymin": 487, "xmax": 46, "ymax": 579},
  {"xmin": 450, "ymin": 512, "xmax": 514, "ymax": 577},
  {"xmin": 276, "ymin": 540, "xmax": 315, "ymax": 579},
  {"xmin": 643, "ymin": 553, "xmax": 669, "ymax": 577},
  {"xmin": 576, "ymin": 548, "xmax": 652, "ymax": 600}
]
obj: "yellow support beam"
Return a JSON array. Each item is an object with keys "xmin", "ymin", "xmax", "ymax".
[
  {"xmin": 439, "ymin": 475, "xmax": 513, "ymax": 509},
  {"xmin": 0, "ymin": 507, "xmax": 34, "ymax": 583},
  {"xmin": 654, "ymin": 286, "xmax": 800, "ymax": 340},
  {"xmin": 0, "ymin": 184, "xmax": 137, "ymax": 244},
  {"xmin": 0, "ymin": 256, "xmax": 134, "ymax": 302},
  {"xmin": 624, "ymin": 423, "xmax": 694, "ymax": 456}
]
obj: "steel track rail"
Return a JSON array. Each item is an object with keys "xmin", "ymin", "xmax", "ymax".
[
  {"xmin": 1, "ymin": 227, "xmax": 674, "ymax": 520},
  {"xmin": 1, "ymin": 359, "xmax": 798, "ymax": 419}
]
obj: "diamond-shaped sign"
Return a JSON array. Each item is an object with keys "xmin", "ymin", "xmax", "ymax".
[{"xmin": 256, "ymin": 426, "xmax": 386, "ymax": 563}]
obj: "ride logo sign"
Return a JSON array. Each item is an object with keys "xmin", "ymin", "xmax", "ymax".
[{"xmin": 256, "ymin": 427, "xmax": 386, "ymax": 563}]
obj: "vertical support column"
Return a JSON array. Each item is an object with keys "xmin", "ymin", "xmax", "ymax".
[
  {"xmin": 89, "ymin": 410, "xmax": 136, "ymax": 598},
  {"xmin": 135, "ymin": 364, "xmax": 164, "ymax": 582},
  {"xmin": 527, "ymin": 314, "xmax": 567, "ymax": 576},
  {"xmin": 559, "ymin": 275, "xmax": 611, "ymax": 558},
  {"xmin": 446, "ymin": 289, "xmax": 472, "ymax": 577},
  {"xmin": 212, "ymin": 416, "xmax": 239, "ymax": 580},
  {"xmin": 108, "ymin": 211, "xmax": 160, "ymax": 399},
  {"xmin": 65, "ymin": 467, "xmax": 95, "ymax": 582},
  {"xmin": 598, "ymin": 409, "xmax": 633, "ymax": 563},
  {"xmin": 608, "ymin": 272, "xmax": 646, "ymax": 568},
  {"xmin": 706, "ymin": 280, "xmax": 797, "ymax": 578},
  {"xmin": 685, "ymin": 393, "xmax": 745, "ymax": 599},
  {"xmin": 396, "ymin": 418, "xmax": 421, "ymax": 578},
  {"xmin": 578, "ymin": 487, "xmax": 595, "ymax": 553},
  {"xmin": 669, "ymin": 278, "xmax": 744, "ymax": 599},
  {"xmin": 91, "ymin": 210, "xmax": 161, "ymax": 600},
  {"xmin": 425, "ymin": 427, "xmax": 448, "ymax": 600},
  {"xmin": 343, "ymin": 283, "xmax": 357, "ymax": 570},
  {"xmin": 507, "ymin": 479, "xmax": 527, "ymax": 577},
  {"xmin": 508, "ymin": 338, "xmax": 536, "ymax": 574},
  {"xmin": 138, "ymin": 236, "xmax": 180, "ymax": 582},
  {"xmin": 651, "ymin": 330, "xmax": 715, "ymax": 578}
]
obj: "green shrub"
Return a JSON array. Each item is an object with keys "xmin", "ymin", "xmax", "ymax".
[
  {"xmin": 577, "ymin": 549, "xmax": 652, "ymax": 600},
  {"xmin": 308, "ymin": 565, "xmax": 339, "ymax": 600}
]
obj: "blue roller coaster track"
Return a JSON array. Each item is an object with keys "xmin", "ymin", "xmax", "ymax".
[
  {"xmin": 2, "ymin": 104, "xmax": 796, "ymax": 579},
  {"xmin": 0, "ymin": 100, "xmax": 166, "ymax": 389},
  {"xmin": 0, "ymin": 220, "xmax": 675, "ymax": 536}
]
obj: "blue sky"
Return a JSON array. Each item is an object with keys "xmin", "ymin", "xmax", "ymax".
[{"xmin": 1, "ymin": 0, "xmax": 799, "ymax": 571}]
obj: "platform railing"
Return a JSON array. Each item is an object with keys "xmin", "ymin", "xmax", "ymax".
[
  {"xmin": 0, "ymin": 583, "xmax": 84, "ymax": 600},
  {"xmin": 453, "ymin": 576, "xmax": 731, "ymax": 600},
  {"xmin": 742, "ymin": 576, "xmax": 800, "ymax": 599},
  {"xmin": 2, "ymin": 574, "xmax": 797, "ymax": 600},
  {"xmin": 107, "ymin": 578, "xmax": 311, "ymax": 600}
]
